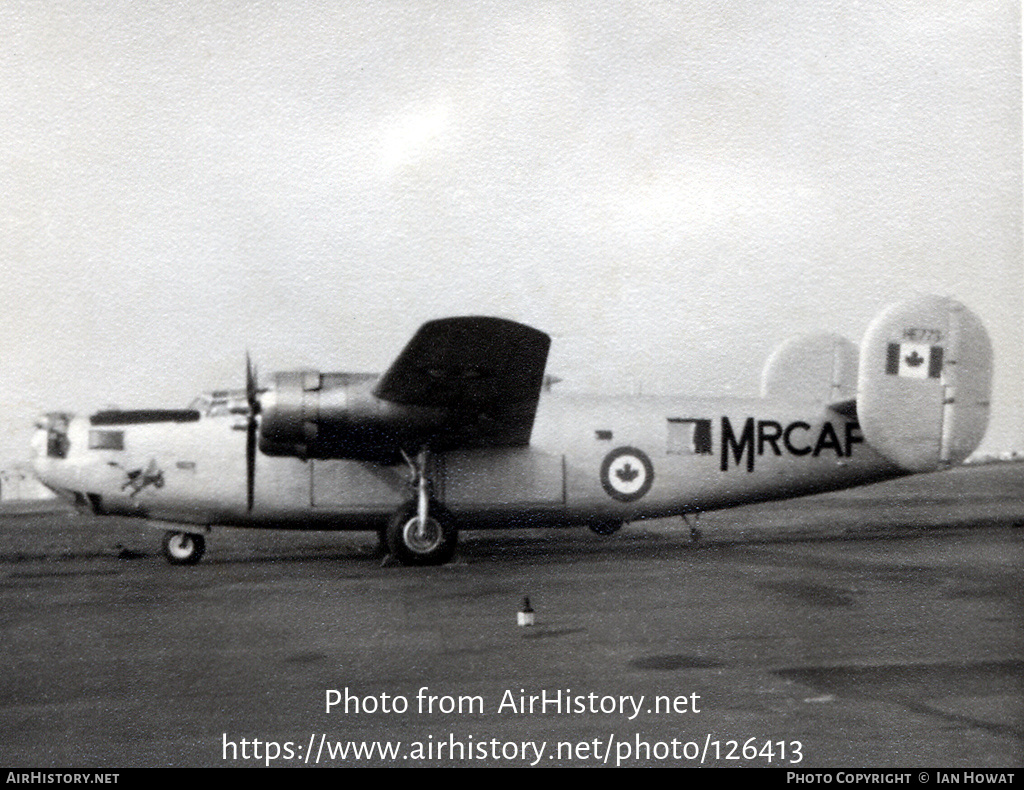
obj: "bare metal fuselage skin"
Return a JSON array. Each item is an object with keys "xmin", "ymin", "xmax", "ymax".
[{"xmin": 31, "ymin": 391, "xmax": 902, "ymax": 533}]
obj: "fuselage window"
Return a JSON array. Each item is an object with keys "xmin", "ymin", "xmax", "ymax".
[
  {"xmin": 667, "ymin": 418, "xmax": 712, "ymax": 455},
  {"xmin": 89, "ymin": 430, "xmax": 125, "ymax": 451}
]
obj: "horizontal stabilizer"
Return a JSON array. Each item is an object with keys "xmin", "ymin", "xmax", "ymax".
[
  {"xmin": 761, "ymin": 333, "xmax": 858, "ymax": 403},
  {"xmin": 857, "ymin": 295, "xmax": 991, "ymax": 472}
]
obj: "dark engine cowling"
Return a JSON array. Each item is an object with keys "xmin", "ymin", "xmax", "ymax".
[
  {"xmin": 256, "ymin": 317, "xmax": 552, "ymax": 464},
  {"xmin": 257, "ymin": 371, "xmax": 447, "ymax": 463}
]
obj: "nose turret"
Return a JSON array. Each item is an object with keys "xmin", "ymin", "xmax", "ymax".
[{"xmin": 30, "ymin": 412, "xmax": 74, "ymax": 493}]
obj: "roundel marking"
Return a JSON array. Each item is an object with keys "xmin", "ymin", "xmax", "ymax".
[{"xmin": 600, "ymin": 446, "xmax": 654, "ymax": 502}]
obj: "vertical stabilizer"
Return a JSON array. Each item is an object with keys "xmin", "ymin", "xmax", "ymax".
[{"xmin": 857, "ymin": 295, "xmax": 991, "ymax": 472}]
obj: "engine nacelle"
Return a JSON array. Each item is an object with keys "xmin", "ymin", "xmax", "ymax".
[{"xmin": 257, "ymin": 370, "xmax": 446, "ymax": 462}]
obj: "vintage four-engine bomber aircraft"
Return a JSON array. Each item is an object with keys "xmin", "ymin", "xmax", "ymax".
[{"xmin": 30, "ymin": 295, "xmax": 991, "ymax": 566}]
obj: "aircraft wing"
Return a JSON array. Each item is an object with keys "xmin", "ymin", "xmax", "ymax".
[{"xmin": 373, "ymin": 316, "xmax": 551, "ymax": 448}]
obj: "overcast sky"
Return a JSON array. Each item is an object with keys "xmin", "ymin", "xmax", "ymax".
[{"xmin": 1, "ymin": 1, "xmax": 1020, "ymax": 466}]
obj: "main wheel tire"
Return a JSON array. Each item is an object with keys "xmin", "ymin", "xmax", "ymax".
[
  {"xmin": 386, "ymin": 501, "xmax": 458, "ymax": 566},
  {"xmin": 162, "ymin": 531, "xmax": 206, "ymax": 565}
]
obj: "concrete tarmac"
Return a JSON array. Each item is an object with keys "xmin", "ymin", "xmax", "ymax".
[{"xmin": 0, "ymin": 463, "xmax": 1021, "ymax": 767}]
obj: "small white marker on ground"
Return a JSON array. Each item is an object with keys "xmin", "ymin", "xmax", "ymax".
[{"xmin": 518, "ymin": 596, "xmax": 535, "ymax": 627}]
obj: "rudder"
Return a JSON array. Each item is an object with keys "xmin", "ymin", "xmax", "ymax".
[{"xmin": 858, "ymin": 295, "xmax": 991, "ymax": 472}]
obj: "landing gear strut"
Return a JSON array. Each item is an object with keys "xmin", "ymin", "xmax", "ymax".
[
  {"xmin": 162, "ymin": 531, "xmax": 206, "ymax": 565},
  {"xmin": 386, "ymin": 448, "xmax": 457, "ymax": 566},
  {"xmin": 682, "ymin": 513, "xmax": 702, "ymax": 542}
]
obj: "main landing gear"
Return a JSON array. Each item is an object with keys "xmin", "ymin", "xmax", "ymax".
[
  {"xmin": 162, "ymin": 530, "xmax": 206, "ymax": 565},
  {"xmin": 682, "ymin": 513, "xmax": 702, "ymax": 542},
  {"xmin": 386, "ymin": 448, "xmax": 457, "ymax": 566}
]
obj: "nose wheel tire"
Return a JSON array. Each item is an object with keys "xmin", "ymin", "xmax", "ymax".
[
  {"xmin": 386, "ymin": 501, "xmax": 457, "ymax": 566},
  {"xmin": 162, "ymin": 531, "xmax": 206, "ymax": 565}
]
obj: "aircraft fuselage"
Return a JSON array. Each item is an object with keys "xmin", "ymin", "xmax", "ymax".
[{"xmin": 31, "ymin": 392, "xmax": 902, "ymax": 532}]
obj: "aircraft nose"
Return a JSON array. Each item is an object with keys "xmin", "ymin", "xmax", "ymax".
[
  {"xmin": 29, "ymin": 426, "xmax": 46, "ymax": 481},
  {"xmin": 32, "ymin": 414, "xmax": 54, "ymax": 457},
  {"xmin": 31, "ymin": 412, "xmax": 72, "ymax": 470},
  {"xmin": 29, "ymin": 412, "xmax": 77, "ymax": 499},
  {"xmin": 29, "ymin": 417, "xmax": 53, "ymax": 490},
  {"xmin": 30, "ymin": 421, "xmax": 47, "ymax": 460}
]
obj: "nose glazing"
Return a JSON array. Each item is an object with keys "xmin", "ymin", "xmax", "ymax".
[{"xmin": 30, "ymin": 412, "xmax": 72, "ymax": 469}]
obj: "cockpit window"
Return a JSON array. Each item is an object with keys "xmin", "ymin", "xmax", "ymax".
[
  {"xmin": 189, "ymin": 390, "xmax": 249, "ymax": 417},
  {"xmin": 89, "ymin": 410, "xmax": 200, "ymax": 425}
]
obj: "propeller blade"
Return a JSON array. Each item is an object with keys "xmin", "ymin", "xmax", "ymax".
[
  {"xmin": 246, "ymin": 412, "xmax": 256, "ymax": 512},
  {"xmin": 245, "ymin": 353, "xmax": 260, "ymax": 512},
  {"xmin": 246, "ymin": 353, "xmax": 259, "ymax": 414}
]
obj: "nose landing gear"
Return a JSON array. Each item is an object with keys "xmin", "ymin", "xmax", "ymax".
[{"xmin": 162, "ymin": 531, "xmax": 206, "ymax": 565}]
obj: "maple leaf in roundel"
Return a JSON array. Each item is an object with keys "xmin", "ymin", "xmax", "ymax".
[
  {"xmin": 615, "ymin": 462, "xmax": 640, "ymax": 483},
  {"xmin": 904, "ymin": 350, "xmax": 925, "ymax": 367}
]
